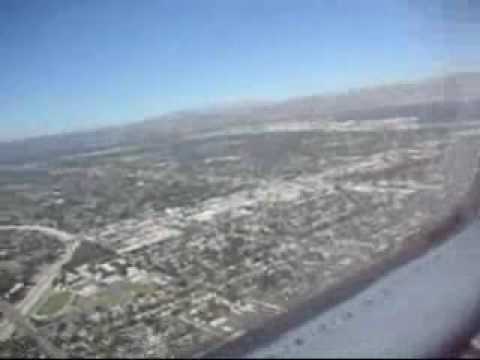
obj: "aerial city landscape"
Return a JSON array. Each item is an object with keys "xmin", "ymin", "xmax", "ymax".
[{"xmin": 1, "ymin": 73, "xmax": 480, "ymax": 358}]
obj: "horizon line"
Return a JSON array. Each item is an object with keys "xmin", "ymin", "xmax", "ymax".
[{"xmin": 1, "ymin": 69, "xmax": 478, "ymax": 144}]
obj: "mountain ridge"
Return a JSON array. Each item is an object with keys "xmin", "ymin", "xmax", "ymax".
[{"xmin": 1, "ymin": 71, "xmax": 480, "ymax": 165}]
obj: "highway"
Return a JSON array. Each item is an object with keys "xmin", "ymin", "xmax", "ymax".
[
  {"xmin": 0, "ymin": 225, "xmax": 75, "ymax": 242},
  {"xmin": 239, "ymin": 220, "xmax": 480, "ymax": 358},
  {"xmin": 0, "ymin": 225, "xmax": 78, "ymax": 342}
]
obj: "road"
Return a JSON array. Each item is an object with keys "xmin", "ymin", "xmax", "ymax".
[
  {"xmin": 0, "ymin": 225, "xmax": 74, "ymax": 242},
  {"xmin": 0, "ymin": 225, "xmax": 79, "ymax": 342},
  {"xmin": 241, "ymin": 220, "xmax": 480, "ymax": 358}
]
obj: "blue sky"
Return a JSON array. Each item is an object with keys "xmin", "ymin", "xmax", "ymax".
[{"xmin": 0, "ymin": 0, "xmax": 479, "ymax": 140}]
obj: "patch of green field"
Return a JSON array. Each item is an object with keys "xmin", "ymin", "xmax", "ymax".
[
  {"xmin": 36, "ymin": 291, "xmax": 71, "ymax": 316},
  {"xmin": 89, "ymin": 281, "xmax": 157, "ymax": 308},
  {"xmin": 73, "ymin": 280, "xmax": 158, "ymax": 312},
  {"xmin": 126, "ymin": 282, "xmax": 157, "ymax": 296},
  {"xmin": 94, "ymin": 289, "xmax": 125, "ymax": 307}
]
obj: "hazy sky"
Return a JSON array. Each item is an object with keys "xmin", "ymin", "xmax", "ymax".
[{"xmin": 0, "ymin": 0, "xmax": 479, "ymax": 140}]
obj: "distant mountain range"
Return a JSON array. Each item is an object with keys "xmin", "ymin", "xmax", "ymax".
[{"xmin": 1, "ymin": 72, "xmax": 480, "ymax": 165}]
